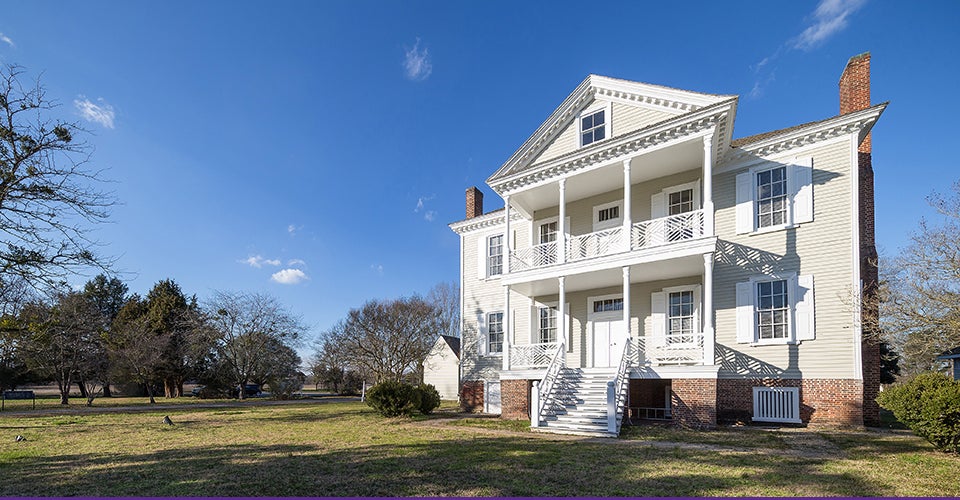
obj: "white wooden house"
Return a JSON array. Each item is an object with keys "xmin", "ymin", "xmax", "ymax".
[{"xmin": 450, "ymin": 53, "xmax": 885, "ymax": 436}]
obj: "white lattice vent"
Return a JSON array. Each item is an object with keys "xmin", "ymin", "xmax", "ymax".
[{"xmin": 752, "ymin": 386, "xmax": 802, "ymax": 424}]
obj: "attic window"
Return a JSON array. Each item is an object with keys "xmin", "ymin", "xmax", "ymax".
[{"xmin": 580, "ymin": 109, "xmax": 606, "ymax": 146}]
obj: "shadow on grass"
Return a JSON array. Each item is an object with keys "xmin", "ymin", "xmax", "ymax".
[{"xmin": 0, "ymin": 431, "xmax": 887, "ymax": 497}]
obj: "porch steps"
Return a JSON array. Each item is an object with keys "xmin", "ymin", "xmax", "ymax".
[{"xmin": 533, "ymin": 367, "xmax": 625, "ymax": 438}]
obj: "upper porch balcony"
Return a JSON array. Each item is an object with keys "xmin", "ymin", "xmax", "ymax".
[{"xmin": 510, "ymin": 209, "xmax": 706, "ymax": 273}]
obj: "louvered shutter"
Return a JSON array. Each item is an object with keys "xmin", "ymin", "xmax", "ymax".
[
  {"xmin": 792, "ymin": 157, "xmax": 814, "ymax": 224},
  {"xmin": 794, "ymin": 275, "xmax": 815, "ymax": 341},
  {"xmin": 735, "ymin": 172, "xmax": 754, "ymax": 234},
  {"xmin": 476, "ymin": 236, "xmax": 487, "ymax": 280},
  {"xmin": 736, "ymin": 281, "xmax": 755, "ymax": 343}
]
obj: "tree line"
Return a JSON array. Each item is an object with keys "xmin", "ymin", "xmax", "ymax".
[{"xmin": 0, "ymin": 275, "xmax": 305, "ymax": 404}]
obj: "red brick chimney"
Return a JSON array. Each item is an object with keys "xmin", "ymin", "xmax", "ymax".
[
  {"xmin": 465, "ymin": 187, "xmax": 484, "ymax": 219},
  {"xmin": 841, "ymin": 52, "xmax": 880, "ymax": 427},
  {"xmin": 839, "ymin": 52, "xmax": 871, "ymax": 153}
]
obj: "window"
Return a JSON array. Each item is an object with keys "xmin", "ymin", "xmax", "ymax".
[
  {"xmin": 580, "ymin": 109, "xmax": 606, "ymax": 146},
  {"xmin": 598, "ymin": 205, "xmax": 620, "ymax": 223},
  {"xmin": 487, "ymin": 312, "xmax": 503, "ymax": 353},
  {"xmin": 735, "ymin": 275, "xmax": 815, "ymax": 345},
  {"xmin": 735, "ymin": 158, "xmax": 813, "ymax": 234},
  {"xmin": 538, "ymin": 306, "xmax": 557, "ymax": 344},
  {"xmin": 756, "ymin": 167, "xmax": 788, "ymax": 228},
  {"xmin": 487, "ymin": 235, "xmax": 503, "ymax": 276},
  {"xmin": 668, "ymin": 189, "xmax": 695, "ymax": 216},
  {"xmin": 756, "ymin": 280, "xmax": 789, "ymax": 340},
  {"xmin": 667, "ymin": 291, "xmax": 695, "ymax": 344},
  {"xmin": 593, "ymin": 298, "xmax": 623, "ymax": 313},
  {"xmin": 539, "ymin": 221, "xmax": 557, "ymax": 244}
]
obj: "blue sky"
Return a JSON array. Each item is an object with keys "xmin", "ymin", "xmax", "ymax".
[{"xmin": 1, "ymin": 1, "xmax": 957, "ymax": 350}]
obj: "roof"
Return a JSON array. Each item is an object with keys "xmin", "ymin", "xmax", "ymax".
[
  {"xmin": 730, "ymin": 102, "xmax": 891, "ymax": 148},
  {"xmin": 937, "ymin": 346, "xmax": 960, "ymax": 360},
  {"xmin": 440, "ymin": 335, "xmax": 461, "ymax": 359}
]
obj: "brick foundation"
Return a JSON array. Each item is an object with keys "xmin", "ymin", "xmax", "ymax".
[
  {"xmin": 460, "ymin": 380, "xmax": 484, "ymax": 413},
  {"xmin": 501, "ymin": 379, "xmax": 532, "ymax": 420},
  {"xmin": 717, "ymin": 378, "xmax": 864, "ymax": 426},
  {"xmin": 672, "ymin": 379, "xmax": 717, "ymax": 429}
]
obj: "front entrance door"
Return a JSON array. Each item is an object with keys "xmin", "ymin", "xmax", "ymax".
[{"xmin": 592, "ymin": 318, "xmax": 627, "ymax": 367}]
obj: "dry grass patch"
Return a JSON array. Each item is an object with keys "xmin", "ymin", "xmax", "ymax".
[{"xmin": 0, "ymin": 402, "xmax": 957, "ymax": 496}]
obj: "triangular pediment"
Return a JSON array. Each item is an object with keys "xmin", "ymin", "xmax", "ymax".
[{"xmin": 488, "ymin": 75, "xmax": 736, "ymax": 186}]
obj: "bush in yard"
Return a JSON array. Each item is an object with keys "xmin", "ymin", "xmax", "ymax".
[
  {"xmin": 414, "ymin": 383, "xmax": 441, "ymax": 414},
  {"xmin": 366, "ymin": 381, "xmax": 418, "ymax": 417},
  {"xmin": 877, "ymin": 372, "xmax": 960, "ymax": 453}
]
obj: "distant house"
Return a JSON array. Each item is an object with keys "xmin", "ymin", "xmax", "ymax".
[
  {"xmin": 424, "ymin": 335, "xmax": 461, "ymax": 400},
  {"xmin": 937, "ymin": 347, "xmax": 960, "ymax": 381}
]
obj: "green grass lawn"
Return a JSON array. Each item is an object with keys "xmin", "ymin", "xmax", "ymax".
[{"xmin": 0, "ymin": 401, "xmax": 957, "ymax": 496}]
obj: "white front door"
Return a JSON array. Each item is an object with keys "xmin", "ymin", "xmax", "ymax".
[
  {"xmin": 485, "ymin": 380, "xmax": 501, "ymax": 414},
  {"xmin": 592, "ymin": 318, "xmax": 627, "ymax": 368}
]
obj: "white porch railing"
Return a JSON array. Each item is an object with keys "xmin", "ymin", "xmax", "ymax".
[
  {"xmin": 630, "ymin": 333, "xmax": 704, "ymax": 366},
  {"xmin": 632, "ymin": 209, "xmax": 704, "ymax": 250},
  {"xmin": 510, "ymin": 342, "xmax": 561, "ymax": 369},
  {"xmin": 531, "ymin": 341, "xmax": 565, "ymax": 427},
  {"xmin": 511, "ymin": 241, "xmax": 557, "ymax": 272},
  {"xmin": 507, "ymin": 210, "xmax": 706, "ymax": 273},
  {"xmin": 566, "ymin": 226, "xmax": 623, "ymax": 262},
  {"xmin": 607, "ymin": 337, "xmax": 632, "ymax": 434}
]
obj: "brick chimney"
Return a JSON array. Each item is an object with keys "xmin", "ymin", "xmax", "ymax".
[
  {"xmin": 841, "ymin": 52, "xmax": 880, "ymax": 427},
  {"xmin": 839, "ymin": 52, "xmax": 871, "ymax": 152},
  {"xmin": 465, "ymin": 187, "xmax": 484, "ymax": 219}
]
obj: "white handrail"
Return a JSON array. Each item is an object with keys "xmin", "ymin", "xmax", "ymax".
[
  {"xmin": 607, "ymin": 338, "xmax": 631, "ymax": 434},
  {"xmin": 532, "ymin": 340, "xmax": 565, "ymax": 427},
  {"xmin": 633, "ymin": 333, "xmax": 705, "ymax": 365},
  {"xmin": 632, "ymin": 209, "xmax": 704, "ymax": 250},
  {"xmin": 566, "ymin": 226, "xmax": 623, "ymax": 262},
  {"xmin": 511, "ymin": 342, "xmax": 561, "ymax": 369}
]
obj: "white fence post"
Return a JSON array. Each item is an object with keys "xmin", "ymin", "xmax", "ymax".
[{"xmin": 531, "ymin": 381, "xmax": 541, "ymax": 427}]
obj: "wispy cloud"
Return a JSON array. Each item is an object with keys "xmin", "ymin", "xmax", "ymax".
[
  {"xmin": 403, "ymin": 38, "xmax": 432, "ymax": 81},
  {"xmin": 271, "ymin": 268, "xmax": 308, "ymax": 285},
  {"xmin": 287, "ymin": 224, "xmax": 304, "ymax": 236},
  {"xmin": 74, "ymin": 96, "xmax": 115, "ymax": 129},
  {"xmin": 241, "ymin": 255, "xmax": 281, "ymax": 268},
  {"xmin": 791, "ymin": 0, "xmax": 867, "ymax": 51},
  {"xmin": 0, "ymin": 33, "xmax": 14, "ymax": 48},
  {"xmin": 414, "ymin": 194, "xmax": 437, "ymax": 221},
  {"xmin": 288, "ymin": 258, "xmax": 306, "ymax": 266},
  {"xmin": 370, "ymin": 263, "xmax": 384, "ymax": 275},
  {"xmin": 748, "ymin": 0, "xmax": 866, "ymax": 99}
]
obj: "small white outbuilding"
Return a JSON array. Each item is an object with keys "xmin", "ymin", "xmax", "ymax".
[{"xmin": 423, "ymin": 335, "xmax": 460, "ymax": 400}]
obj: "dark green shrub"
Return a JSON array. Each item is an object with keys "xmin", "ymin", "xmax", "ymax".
[
  {"xmin": 877, "ymin": 372, "xmax": 960, "ymax": 453},
  {"xmin": 414, "ymin": 384, "xmax": 441, "ymax": 414},
  {"xmin": 366, "ymin": 381, "xmax": 418, "ymax": 417}
]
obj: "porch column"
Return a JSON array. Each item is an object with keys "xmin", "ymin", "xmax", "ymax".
[
  {"xmin": 503, "ymin": 285, "xmax": 511, "ymax": 370},
  {"xmin": 503, "ymin": 195, "xmax": 511, "ymax": 274},
  {"xmin": 622, "ymin": 159, "xmax": 632, "ymax": 251},
  {"xmin": 558, "ymin": 276, "xmax": 566, "ymax": 350},
  {"xmin": 558, "ymin": 179, "xmax": 567, "ymax": 263},
  {"xmin": 702, "ymin": 132, "xmax": 715, "ymax": 237},
  {"xmin": 703, "ymin": 253, "xmax": 715, "ymax": 365},
  {"xmin": 622, "ymin": 266, "xmax": 631, "ymax": 354}
]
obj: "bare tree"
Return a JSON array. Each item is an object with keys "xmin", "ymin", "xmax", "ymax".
[
  {"xmin": 324, "ymin": 296, "xmax": 442, "ymax": 383},
  {"xmin": 880, "ymin": 182, "xmax": 960, "ymax": 376},
  {"xmin": 21, "ymin": 291, "xmax": 104, "ymax": 405},
  {"xmin": 204, "ymin": 291, "xmax": 305, "ymax": 400},
  {"xmin": 0, "ymin": 64, "xmax": 114, "ymax": 291},
  {"xmin": 428, "ymin": 281, "xmax": 460, "ymax": 339}
]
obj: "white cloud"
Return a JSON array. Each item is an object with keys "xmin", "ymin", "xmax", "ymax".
[
  {"xmin": 241, "ymin": 255, "xmax": 281, "ymax": 268},
  {"xmin": 370, "ymin": 263, "xmax": 384, "ymax": 275},
  {"xmin": 74, "ymin": 96, "xmax": 115, "ymax": 129},
  {"xmin": 288, "ymin": 258, "xmax": 306, "ymax": 266},
  {"xmin": 403, "ymin": 38, "xmax": 432, "ymax": 81},
  {"xmin": 415, "ymin": 194, "xmax": 437, "ymax": 221},
  {"xmin": 791, "ymin": 0, "xmax": 867, "ymax": 51},
  {"xmin": 287, "ymin": 224, "xmax": 304, "ymax": 236},
  {"xmin": 271, "ymin": 268, "xmax": 308, "ymax": 285},
  {"xmin": 424, "ymin": 210, "xmax": 437, "ymax": 222},
  {"xmin": 0, "ymin": 33, "xmax": 14, "ymax": 48}
]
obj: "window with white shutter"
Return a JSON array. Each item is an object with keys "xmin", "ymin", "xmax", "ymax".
[
  {"xmin": 735, "ymin": 157, "xmax": 814, "ymax": 234},
  {"xmin": 735, "ymin": 274, "xmax": 815, "ymax": 344}
]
